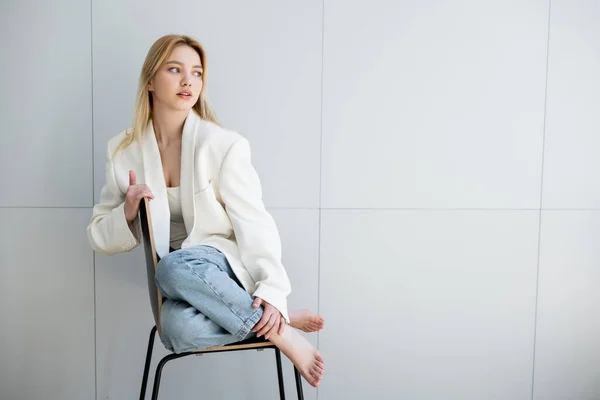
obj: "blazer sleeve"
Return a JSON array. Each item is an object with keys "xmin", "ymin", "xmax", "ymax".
[
  {"xmin": 86, "ymin": 142, "xmax": 141, "ymax": 255},
  {"xmin": 218, "ymin": 138, "xmax": 292, "ymax": 322}
]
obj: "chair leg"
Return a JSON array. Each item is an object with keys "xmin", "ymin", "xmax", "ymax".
[
  {"xmin": 275, "ymin": 349, "xmax": 286, "ymax": 400},
  {"xmin": 294, "ymin": 367, "xmax": 304, "ymax": 400},
  {"xmin": 139, "ymin": 326, "xmax": 157, "ymax": 400},
  {"xmin": 151, "ymin": 354, "xmax": 180, "ymax": 400}
]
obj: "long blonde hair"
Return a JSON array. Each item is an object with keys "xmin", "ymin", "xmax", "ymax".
[{"xmin": 112, "ymin": 34, "xmax": 220, "ymax": 158}]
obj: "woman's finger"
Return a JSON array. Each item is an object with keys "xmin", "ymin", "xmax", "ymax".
[
  {"xmin": 129, "ymin": 170, "xmax": 136, "ymax": 186},
  {"xmin": 128, "ymin": 187, "xmax": 141, "ymax": 201},
  {"xmin": 257, "ymin": 313, "xmax": 276, "ymax": 338},
  {"xmin": 252, "ymin": 310, "xmax": 270, "ymax": 333},
  {"xmin": 252, "ymin": 297, "xmax": 262, "ymax": 309},
  {"xmin": 267, "ymin": 316, "xmax": 282, "ymax": 340},
  {"xmin": 142, "ymin": 185, "xmax": 154, "ymax": 197},
  {"xmin": 258, "ymin": 314, "xmax": 277, "ymax": 337},
  {"xmin": 264, "ymin": 316, "xmax": 277, "ymax": 340}
]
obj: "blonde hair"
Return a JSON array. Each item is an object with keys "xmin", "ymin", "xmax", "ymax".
[{"xmin": 112, "ymin": 34, "xmax": 220, "ymax": 158}]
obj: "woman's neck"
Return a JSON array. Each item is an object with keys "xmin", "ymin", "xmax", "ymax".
[{"xmin": 152, "ymin": 105, "xmax": 188, "ymax": 147}]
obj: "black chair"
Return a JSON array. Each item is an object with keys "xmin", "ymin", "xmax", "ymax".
[{"xmin": 137, "ymin": 197, "xmax": 305, "ymax": 399}]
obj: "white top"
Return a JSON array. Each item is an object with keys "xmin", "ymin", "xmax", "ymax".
[{"xmin": 166, "ymin": 186, "xmax": 188, "ymax": 250}]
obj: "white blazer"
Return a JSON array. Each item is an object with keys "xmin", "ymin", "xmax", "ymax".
[{"xmin": 87, "ymin": 109, "xmax": 291, "ymax": 322}]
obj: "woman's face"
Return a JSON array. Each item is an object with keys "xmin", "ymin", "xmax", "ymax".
[{"xmin": 148, "ymin": 44, "xmax": 203, "ymax": 112}]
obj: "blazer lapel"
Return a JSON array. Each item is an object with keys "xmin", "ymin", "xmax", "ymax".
[
  {"xmin": 141, "ymin": 109, "xmax": 201, "ymax": 256},
  {"xmin": 141, "ymin": 120, "xmax": 170, "ymax": 257},
  {"xmin": 180, "ymin": 110, "xmax": 199, "ymax": 239}
]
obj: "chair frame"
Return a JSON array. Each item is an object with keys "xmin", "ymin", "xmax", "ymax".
[{"xmin": 137, "ymin": 197, "xmax": 304, "ymax": 399}]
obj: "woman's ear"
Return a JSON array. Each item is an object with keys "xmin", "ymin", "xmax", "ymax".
[{"xmin": 148, "ymin": 80, "xmax": 154, "ymax": 92}]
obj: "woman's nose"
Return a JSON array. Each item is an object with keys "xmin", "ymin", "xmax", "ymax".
[{"xmin": 181, "ymin": 74, "xmax": 192, "ymax": 86}]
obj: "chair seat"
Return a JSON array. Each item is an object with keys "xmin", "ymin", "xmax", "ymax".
[{"xmin": 187, "ymin": 336, "xmax": 275, "ymax": 354}]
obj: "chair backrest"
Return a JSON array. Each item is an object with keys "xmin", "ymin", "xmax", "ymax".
[{"xmin": 139, "ymin": 197, "xmax": 163, "ymax": 335}]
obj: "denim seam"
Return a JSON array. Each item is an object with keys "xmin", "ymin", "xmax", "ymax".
[
  {"xmin": 154, "ymin": 275, "xmax": 168, "ymax": 298},
  {"xmin": 234, "ymin": 306, "xmax": 262, "ymax": 340},
  {"xmin": 185, "ymin": 245, "xmax": 220, "ymax": 256}
]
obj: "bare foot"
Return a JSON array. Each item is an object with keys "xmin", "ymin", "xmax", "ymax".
[
  {"xmin": 289, "ymin": 309, "xmax": 325, "ymax": 333},
  {"xmin": 268, "ymin": 324, "xmax": 325, "ymax": 387}
]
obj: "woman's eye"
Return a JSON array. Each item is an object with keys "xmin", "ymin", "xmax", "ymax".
[
  {"xmin": 194, "ymin": 71, "xmax": 202, "ymax": 77},
  {"xmin": 169, "ymin": 67, "xmax": 180, "ymax": 73}
]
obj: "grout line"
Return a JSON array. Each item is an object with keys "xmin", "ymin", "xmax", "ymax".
[
  {"xmin": 90, "ymin": 0, "xmax": 97, "ymax": 399},
  {"xmin": 316, "ymin": 2, "xmax": 325, "ymax": 399},
  {"xmin": 318, "ymin": 208, "xmax": 600, "ymax": 211},
  {"xmin": 531, "ymin": 2, "xmax": 552, "ymax": 399},
  {"xmin": 93, "ymin": 253, "xmax": 98, "ymax": 400},
  {"xmin": 90, "ymin": 8, "xmax": 95, "ymax": 207},
  {"xmin": 267, "ymin": 207, "xmax": 322, "ymax": 210},
  {"xmin": 320, "ymin": 207, "xmax": 542, "ymax": 211},
  {"xmin": 0, "ymin": 206, "xmax": 94, "ymax": 209},
  {"xmin": 529, "ymin": 208, "xmax": 600, "ymax": 211}
]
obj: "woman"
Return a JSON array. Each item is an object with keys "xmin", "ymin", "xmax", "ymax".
[{"xmin": 87, "ymin": 34, "xmax": 324, "ymax": 387}]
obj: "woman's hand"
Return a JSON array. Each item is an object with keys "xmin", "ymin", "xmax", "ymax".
[
  {"xmin": 124, "ymin": 170, "xmax": 154, "ymax": 224},
  {"xmin": 251, "ymin": 297, "xmax": 285, "ymax": 340}
]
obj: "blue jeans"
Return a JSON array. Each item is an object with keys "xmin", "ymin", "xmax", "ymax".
[{"xmin": 155, "ymin": 245, "xmax": 263, "ymax": 353}]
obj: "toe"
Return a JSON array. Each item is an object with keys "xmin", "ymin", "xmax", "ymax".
[
  {"xmin": 313, "ymin": 365, "xmax": 324, "ymax": 376},
  {"xmin": 307, "ymin": 376, "xmax": 319, "ymax": 387},
  {"xmin": 311, "ymin": 372, "xmax": 321, "ymax": 383}
]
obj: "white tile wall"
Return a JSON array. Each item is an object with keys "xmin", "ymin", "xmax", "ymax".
[
  {"xmin": 319, "ymin": 210, "xmax": 539, "ymax": 399},
  {"xmin": 94, "ymin": 247, "xmax": 157, "ymax": 400},
  {"xmin": 321, "ymin": 0, "xmax": 549, "ymax": 210},
  {"xmin": 533, "ymin": 211, "xmax": 600, "ymax": 399},
  {"xmin": 0, "ymin": 209, "xmax": 95, "ymax": 399},
  {"xmin": 0, "ymin": 0, "xmax": 92, "ymax": 207},
  {"xmin": 541, "ymin": 0, "xmax": 600, "ymax": 209},
  {"xmin": 531, "ymin": 2, "xmax": 600, "ymax": 399}
]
